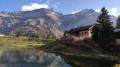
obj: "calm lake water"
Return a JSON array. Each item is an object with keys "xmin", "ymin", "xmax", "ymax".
[{"xmin": 0, "ymin": 49, "xmax": 72, "ymax": 67}]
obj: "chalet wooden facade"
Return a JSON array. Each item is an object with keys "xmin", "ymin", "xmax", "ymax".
[
  {"xmin": 68, "ymin": 25, "xmax": 93, "ymax": 38},
  {"xmin": 68, "ymin": 25, "xmax": 120, "ymax": 37}
]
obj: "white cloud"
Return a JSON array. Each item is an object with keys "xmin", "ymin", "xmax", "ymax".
[
  {"xmin": 76, "ymin": 10, "xmax": 82, "ymax": 12},
  {"xmin": 71, "ymin": 10, "xmax": 81, "ymax": 14},
  {"xmin": 110, "ymin": 8, "xmax": 118, "ymax": 17},
  {"xmin": 21, "ymin": 3, "xmax": 49, "ymax": 11},
  {"xmin": 71, "ymin": 12, "xmax": 75, "ymax": 14},
  {"xmin": 95, "ymin": 9, "xmax": 100, "ymax": 13}
]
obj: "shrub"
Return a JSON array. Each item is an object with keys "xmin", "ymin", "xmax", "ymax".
[
  {"xmin": 60, "ymin": 36, "xmax": 101, "ymax": 51},
  {"xmin": 52, "ymin": 36, "xmax": 56, "ymax": 39},
  {"xmin": 29, "ymin": 34, "xmax": 39, "ymax": 38},
  {"xmin": 110, "ymin": 45, "xmax": 120, "ymax": 56},
  {"xmin": 46, "ymin": 35, "xmax": 52, "ymax": 39},
  {"xmin": 17, "ymin": 32, "xmax": 21, "ymax": 37}
]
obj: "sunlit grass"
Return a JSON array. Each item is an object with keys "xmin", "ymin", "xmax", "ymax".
[
  {"xmin": 0, "ymin": 36, "xmax": 120, "ymax": 67},
  {"xmin": 0, "ymin": 36, "xmax": 56, "ymax": 50}
]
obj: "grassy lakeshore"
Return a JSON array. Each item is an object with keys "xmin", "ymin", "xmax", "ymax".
[
  {"xmin": 0, "ymin": 36, "xmax": 120, "ymax": 67},
  {"xmin": 0, "ymin": 36, "xmax": 56, "ymax": 50}
]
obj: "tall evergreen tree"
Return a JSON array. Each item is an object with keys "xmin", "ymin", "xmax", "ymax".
[
  {"xmin": 92, "ymin": 24, "xmax": 99, "ymax": 43},
  {"xmin": 116, "ymin": 15, "xmax": 120, "ymax": 28},
  {"xmin": 93, "ymin": 7, "xmax": 116, "ymax": 51}
]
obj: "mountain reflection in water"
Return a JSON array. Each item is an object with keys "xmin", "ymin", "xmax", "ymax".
[{"xmin": 0, "ymin": 49, "xmax": 71, "ymax": 67}]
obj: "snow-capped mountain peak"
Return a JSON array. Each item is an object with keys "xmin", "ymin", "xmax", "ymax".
[{"xmin": 0, "ymin": 8, "xmax": 117, "ymax": 37}]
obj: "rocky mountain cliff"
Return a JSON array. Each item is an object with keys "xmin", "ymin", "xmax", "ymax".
[
  {"xmin": 0, "ymin": 8, "xmax": 117, "ymax": 38},
  {"xmin": 0, "ymin": 8, "xmax": 63, "ymax": 38}
]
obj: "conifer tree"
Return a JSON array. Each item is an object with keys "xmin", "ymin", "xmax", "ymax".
[
  {"xmin": 116, "ymin": 15, "xmax": 120, "ymax": 28},
  {"xmin": 92, "ymin": 7, "xmax": 116, "ymax": 51},
  {"xmin": 92, "ymin": 24, "xmax": 99, "ymax": 43}
]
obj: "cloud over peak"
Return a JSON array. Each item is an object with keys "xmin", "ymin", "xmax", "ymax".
[
  {"xmin": 71, "ymin": 10, "xmax": 81, "ymax": 14},
  {"xmin": 95, "ymin": 9, "xmax": 100, "ymax": 13},
  {"xmin": 95, "ymin": 8, "xmax": 118, "ymax": 17},
  {"xmin": 21, "ymin": 3, "xmax": 49, "ymax": 11},
  {"xmin": 110, "ymin": 8, "xmax": 118, "ymax": 17}
]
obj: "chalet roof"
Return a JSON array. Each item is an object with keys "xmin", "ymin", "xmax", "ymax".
[
  {"xmin": 76, "ymin": 25, "xmax": 93, "ymax": 31},
  {"xmin": 114, "ymin": 29, "xmax": 120, "ymax": 32},
  {"xmin": 68, "ymin": 25, "xmax": 93, "ymax": 34}
]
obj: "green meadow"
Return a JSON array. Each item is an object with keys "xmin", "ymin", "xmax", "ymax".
[{"xmin": 0, "ymin": 36, "xmax": 119, "ymax": 67}]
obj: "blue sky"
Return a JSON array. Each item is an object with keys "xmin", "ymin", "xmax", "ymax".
[{"xmin": 0, "ymin": 0, "xmax": 120, "ymax": 17}]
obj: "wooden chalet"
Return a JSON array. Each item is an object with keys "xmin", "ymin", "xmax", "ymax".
[
  {"xmin": 68, "ymin": 25, "xmax": 93, "ymax": 38},
  {"xmin": 68, "ymin": 25, "xmax": 120, "ymax": 44}
]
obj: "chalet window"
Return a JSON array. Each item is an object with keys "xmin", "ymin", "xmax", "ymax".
[{"xmin": 85, "ymin": 32, "xmax": 87, "ymax": 34}]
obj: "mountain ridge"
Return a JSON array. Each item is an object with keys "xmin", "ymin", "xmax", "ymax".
[{"xmin": 0, "ymin": 8, "xmax": 117, "ymax": 38}]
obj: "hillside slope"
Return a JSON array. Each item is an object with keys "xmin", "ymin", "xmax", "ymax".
[
  {"xmin": 0, "ymin": 8, "xmax": 117, "ymax": 38},
  {"xmin": 0, "ymin": 8, "xmax": 63, "ymax": 38},
  {"xmin": 60, "ymin": 9, "xmax": 117, "ymax": 31}
]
